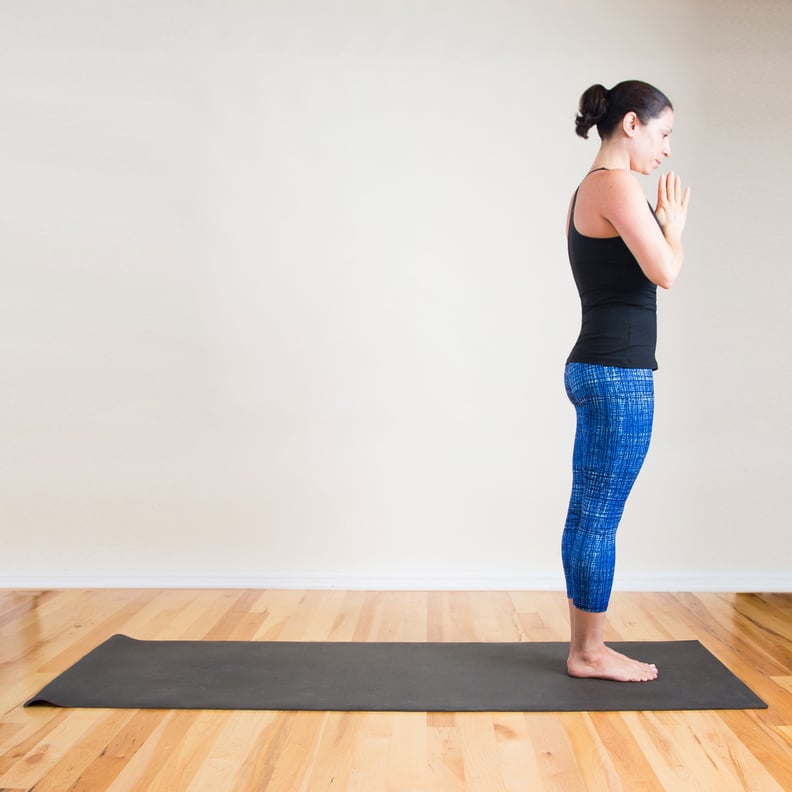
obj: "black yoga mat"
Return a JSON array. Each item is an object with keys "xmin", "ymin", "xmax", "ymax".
[{"xmin": 26, "ymin": 635, "xmax": 766, "ymax": 712}]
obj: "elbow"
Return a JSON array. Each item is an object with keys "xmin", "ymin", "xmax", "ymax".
[
  {"xmin": 657, "ymin": 263, "xmax": 682, "ymax": 289},
  {"xmin": 655, "ymin": 274, "xmax": 676, "ymax": 290},
  {"xmin": 640, "ymin": 251, "xmax": 682, "ymax": 289},
  {"xmin": 657, "ymin": 245, "xmax": 683, "ymax": 290},
  {"xmin": 653, "ymin": 255, "xmax": 682, "ymax": 290}
]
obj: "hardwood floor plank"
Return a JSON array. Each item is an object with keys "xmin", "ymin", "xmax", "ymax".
[
  {"xmin": 214, "ymin": 711, "xmax": 282, "ymax": 791},
  {"xmin": 718, "ymin": 710, "xmax": 792, "ymax": 792},
  {"xmin": 184, "ymin": 711, "xmax": 278, "ymax": 792},
  {"xmin": 0, "ymin": 710, "xmax": 69, "ymax": 773},
  {"xmin": 19, "ymin": 710, "xmax": 132, "ymax": 792},
  {"xmin": 589, "ymin": 712, "xmax": 666, "ymax": 791},
  {"xmin": 385, "ymin": 713, "xmax": 428, "ymax": 792},
  {"xmin": 508, "ymin": 591, "xmax": 569, "ymax": 642},
  {"xmin": 101, "ymin": 711, "xmax": 177, "ymax": 792},
  {"xmin": 426, "ymin": 714, "xmax": 466, "ymax": 791},
  {"xmin": 0, "ymin": 708, "xmax": 100, "ymax": 789},
  {"xmin": 247, "ymin": 589, "xmax": 306, "ymax": 641},
  {"xmin": 299, "ymin": 711, "xmax": 364, "ymax": 790},
  {"xmin": 381, "ymin": 591, "xmax": 429, "ymax": 642},
  {"xmin": 491, "ymin": 714, "xmax": 545, "ymax": 792},
  {"xmin": 345, "ymin": 713, "xmax": 391, "ymax": 792},
  {"xmin": 457, "ymin": 713, "xmax": 506, "ymax": 792},
  {"xmin": 181, "ymin": 590, "xmax": 254, "ymax": 640},
  {"xmin": 203, "ymin": 591, "xmax": 271, "ymax": 641},
  {"xmin": 263, "ymin": 711, "xmax": 328, "ymax": 790},
  {"xmin": 623, "ymin": 710, "xmax": 787, "ymax": 792},
  {"xmin": 558, "ymin": 712, "xmax": 624, "ymax": 791},
  {"xmin": 522, "ymin": 714, "xmax": 587, "ymax": 791},
  {"xmin": 66, "ymin": 710, "xmax": 169, "ymax": 792},
  {"xmin": 141, "ymin": 711, "xmax": 232, "ymax": 792}
]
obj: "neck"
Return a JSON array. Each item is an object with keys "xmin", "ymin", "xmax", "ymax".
[{"xmin": 591, "ymin": 139, "xmax": 630, "ymax": 172}]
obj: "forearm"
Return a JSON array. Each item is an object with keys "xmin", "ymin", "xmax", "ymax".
[{"xmin": 658, "ymin": 233, "xmax": 684, "ymax": 289}]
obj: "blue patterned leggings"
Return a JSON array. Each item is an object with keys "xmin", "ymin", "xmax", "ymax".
[{"xmin": 563, "ymin": 363, "xmax": 654, "ymax": 613}]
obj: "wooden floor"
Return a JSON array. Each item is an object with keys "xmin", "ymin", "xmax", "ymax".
[{"xmin": 0, "ymin": 590, "xmax": 791, "ymax": 791}]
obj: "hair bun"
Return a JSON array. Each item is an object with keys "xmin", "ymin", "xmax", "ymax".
[{"xmin": 575, "ymin": 84, "xmax": 609, "ymax": 139}]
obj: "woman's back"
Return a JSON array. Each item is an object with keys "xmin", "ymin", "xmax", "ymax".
[{"xmin": 566, "ymin": 172, "xmax": 658, "ymax": 370}]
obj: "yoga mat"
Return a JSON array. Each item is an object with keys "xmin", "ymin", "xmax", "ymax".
[{"xmin": 26, "ymin": 635, "xmax": 766, "ymax": 712}]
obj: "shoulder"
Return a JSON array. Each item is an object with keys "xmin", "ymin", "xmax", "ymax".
[
  {"xmin": 576, "ymin": 169, "xmax": 645, "ymax": 213},
  {"xmin": 591, "ymin": 170, "xmax": 651, "ymax": 223},
  {"xmin": 573, "ymin": 169, "xmax": 646, "ymax": 237},
  {"xmin": 589, "ymin": 169, "xmax": 643, "ymax": 200}
]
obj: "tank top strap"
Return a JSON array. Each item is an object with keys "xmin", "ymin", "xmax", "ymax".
[
  {"xmin": 569, "ymin": 167, "xmax": 613, "ymax": 235},
  {"xmin": 568, "ymin": 189, "xmax": 579, "ymax": 236}
]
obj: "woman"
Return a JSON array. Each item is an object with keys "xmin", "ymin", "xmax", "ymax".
[{"xmin": 563, "ymin": 80, "xmax": 690, "ymax": 682}]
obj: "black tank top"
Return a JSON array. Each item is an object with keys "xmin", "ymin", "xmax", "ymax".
[{"xmin": 566, "ymin": 171, "xmax": 658, "ymax": 370}]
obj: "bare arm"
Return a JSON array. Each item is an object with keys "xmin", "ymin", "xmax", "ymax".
[{"xmin": 602, "ymin": 170, "xmax": 691, "ymax": 289}]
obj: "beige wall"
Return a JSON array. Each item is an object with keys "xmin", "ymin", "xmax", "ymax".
[{"xmin": 2, "ymin": 0, "xmax": 790, "ymax": 589}]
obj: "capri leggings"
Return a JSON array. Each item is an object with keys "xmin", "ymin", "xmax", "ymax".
[{"xmin": 562, "ymin": 362, "xmax": 654, "ymax": 613}]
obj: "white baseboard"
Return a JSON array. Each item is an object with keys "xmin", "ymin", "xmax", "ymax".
[{"xmin": 1, "ymin": 573, "xmax": 791, "ymax": 592}]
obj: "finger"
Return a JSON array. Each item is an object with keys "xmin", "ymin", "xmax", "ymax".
[
  {"xmin": 667, "ymin": 173, "xmax": 677, "ymax": 203},
  {"xmin": 665, "ymin": 174, "xmax": 679, "ymax": 205},
  {"xmin": 681, "ymin": 186, "xmax": 691, "ymax": 209},
  {"xmin": 658, "ymin": 173, "xmax": 668, "ymax": 205}
]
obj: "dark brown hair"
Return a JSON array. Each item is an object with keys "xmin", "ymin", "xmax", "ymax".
[{"xmin": 575, "ymin": 80, "xmax": 672, "ymax": 140}]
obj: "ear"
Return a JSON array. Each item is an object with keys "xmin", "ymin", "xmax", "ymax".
[{"xmin": 622, "ymin": 112, "xmax": 639, "ymax": 137}]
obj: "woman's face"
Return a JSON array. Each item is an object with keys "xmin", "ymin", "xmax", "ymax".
[{"xmin": 631, "ymin": 107, "xmax": 674, "ymax": 175}]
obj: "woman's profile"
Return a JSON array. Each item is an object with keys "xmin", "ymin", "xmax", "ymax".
[{"xmin": 563, "ymin": 80, "xmax": 690, "ymax": 682}]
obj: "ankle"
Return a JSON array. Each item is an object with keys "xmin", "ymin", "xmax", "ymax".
[{"xmin": 570, "ymin": 645, "xmax": 602, "ymax": 660}]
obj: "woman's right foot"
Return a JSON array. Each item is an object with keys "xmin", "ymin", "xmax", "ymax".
[{"xmin": 567, "ymin": 647, "xmax": 658, "ymax": 682}]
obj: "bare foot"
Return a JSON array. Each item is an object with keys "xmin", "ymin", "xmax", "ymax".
[{"xmin": 567, "ymin": 647, "xmax": 658, "ymax": 682}]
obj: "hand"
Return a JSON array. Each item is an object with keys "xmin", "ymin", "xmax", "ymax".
[{"xmin": 654, "ymin": 172, "xmax": 690, "ymax": 239}]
